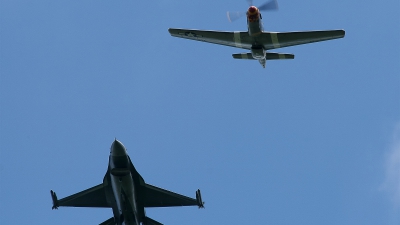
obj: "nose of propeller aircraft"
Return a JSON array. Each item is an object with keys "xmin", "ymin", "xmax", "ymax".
[
  {"xmin": 248, "ymin": 6, "xmax": 258, "ymax": 14},
  {"xmin": 227, "ymin": 0, "xmax": 278, "ymax": 22}
]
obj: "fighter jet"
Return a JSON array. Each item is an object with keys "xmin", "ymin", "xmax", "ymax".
[
  {"xmin": 168, "ymin": 0, "xmax": 345, "ymax": 68},
  {"xmin": 50, "ymin": 139, "xmax": 204, "ymax": 225}
]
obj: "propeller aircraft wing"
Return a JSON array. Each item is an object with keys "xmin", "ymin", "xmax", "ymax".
[
  {"xmin": 168, "ymin": 28, "xmax": 345, "ymax": 51},
  {"xmin": 169, "ymin": 29, "xmax": 251, "ymax": 49}
]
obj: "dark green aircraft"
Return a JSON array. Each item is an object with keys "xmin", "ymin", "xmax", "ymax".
[
  {"xmin": 50, "ymin": 140, "xmax": 204, "ymax": 225},
  {"xmin": 168, "ymin": 0, "xmax": 345, "ymax": 68}
]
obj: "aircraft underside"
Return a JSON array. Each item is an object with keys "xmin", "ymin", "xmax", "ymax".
[
  {"xmin": 111, "ymin": 174, "xmax": 139, "ymax": 225},
  {"xmin": 50, "ymin": 140, "xmax": 204, "ymax": 225},
  {"xmin": 168, "ymin": 1, "xmax": 345, "ymax": 68}
]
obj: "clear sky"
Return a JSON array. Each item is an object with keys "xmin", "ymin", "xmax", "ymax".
[{"xmin": 1, "ymin": 1, "xmax": 399, "ymax": 225}]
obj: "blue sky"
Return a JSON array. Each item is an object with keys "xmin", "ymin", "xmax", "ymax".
[{"xmin": 1, "ymin": 0, "xmax": 399, "ymax": 224}]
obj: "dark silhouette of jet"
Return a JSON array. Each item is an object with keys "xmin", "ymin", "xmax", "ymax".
[{"xmin": 50, "ymin": 139, "xmax": 204, "ymax": 225}]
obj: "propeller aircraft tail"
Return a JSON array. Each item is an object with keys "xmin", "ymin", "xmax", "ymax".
[
  {"xmin": 233, "ymin": 52, "xmax": 294, "ymax": 68},
  {"xmin": 232, "ymin": 52, "xmax": 294, "ymax": 60}
]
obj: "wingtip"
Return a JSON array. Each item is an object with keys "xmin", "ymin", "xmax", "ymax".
[
  {"xmin": 50, "ymin": 190, "xmax": 59, "ymax": 210},
  {"xmin": 196, "ymin": 189, "xmax": 205, "ymax": 208}
]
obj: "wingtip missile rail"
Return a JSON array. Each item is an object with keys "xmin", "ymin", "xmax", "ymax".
[
  {"xmin": 50, "ymin": 190, "xmax": 59, "ymax": 210},
  {"xmin": 196, "ymin": 189, "xmax": 204, "ymax": 208}
]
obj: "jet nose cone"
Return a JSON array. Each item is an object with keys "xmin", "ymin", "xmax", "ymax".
[{"xmin": 111, "ymin": 139, "xmax": 127, "ymax": 156}]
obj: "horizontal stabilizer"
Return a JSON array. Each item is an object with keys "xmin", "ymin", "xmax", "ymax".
[
  {"xmin": 232, "ymin": 53, "xmax": 255, "ymax": 60},
  {"xmin": 232, "ymin": 52, "xmax": 294, "ymax": 60},
  {"xmin": 99, "ymin": 217, "xmax": 115, "ymax": 225},
  {"xmin": 144, "ymin": 217, "xmax": 163, "ymax": 225},
  {"xmin": 266, "ymin": 52, "xmax": 295, "ymax": 60}
]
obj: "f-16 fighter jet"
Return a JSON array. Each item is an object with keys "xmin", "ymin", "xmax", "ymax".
[
  {"xmin": 50, "ymin": 139, "xmax": 204, "ymax": 225},
  {"xmin": 168, "ymin": 0, "xmax": 345, "ymax": 68}
]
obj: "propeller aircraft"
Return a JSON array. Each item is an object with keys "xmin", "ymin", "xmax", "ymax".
[{"xmin": 168, "ymin": 0, "xmax": 345, "ymax": 68}]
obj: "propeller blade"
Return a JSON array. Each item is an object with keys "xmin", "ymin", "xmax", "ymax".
[
  {"xmin": 247, "ymin": 0, "xmax": 253, "ymax": 6},
  {"xmin": 258, "ymin": 0, "xmax": 278, "ymax": 11},
  {"xmin": 227, "ymin": 11, "xmax": 245, "ymax": 22}
]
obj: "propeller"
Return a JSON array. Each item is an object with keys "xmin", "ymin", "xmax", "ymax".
[
  {"xmin": 227, "ymin": 11, "xmax": 246, "ymax": 22},
  {"xmin": 227, "ymin": 0, "xmax": 279, "ymax": 22},
  {"xmin": 258, "ymin": 0, "xmax": 278, "ymax": 11}
]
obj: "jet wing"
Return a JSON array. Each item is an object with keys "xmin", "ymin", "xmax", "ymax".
[
  {"xmin": 168, "ymin": 28, "xmax": 252, "ymax": 50},
  {"xmin": 168, "ymin": 28, "xmax": 344, "ymax": 51},
  {"xmin": 143, "ymin": 183, "xmax": 199, "ymax": 207},
  {"xmin": 50, "ymin": 184, "xmax": 110, "ymax": 209},
  {"xmin": 261, "ymin": 30, "xmax": 345, "ymax": 50}
]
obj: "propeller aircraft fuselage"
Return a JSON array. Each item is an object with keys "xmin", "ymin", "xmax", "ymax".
[
  {"xmin": 168, "ymin": 0, "xmax": 345, "ymax": 68},
  {"xmin": 247, "ymin": 6, "xmax": 263, "ymax": 36},
  {"xmin": 246, "ymin": 5, "xmax": 269, "ymax": 67}
]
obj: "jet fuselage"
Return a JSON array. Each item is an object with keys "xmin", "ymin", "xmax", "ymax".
[{"xmin": 109, "ymin": 140, "xmax": 140, "ymax": 225}]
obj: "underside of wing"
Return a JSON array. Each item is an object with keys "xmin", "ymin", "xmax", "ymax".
[
  {"xmin": 261, "ymin": 30, "xmax": 345, "ymax": 50},
  {"xmin": 143, "ymin": 183, "xmax": 198, "ymax": 207},
  {"xmin": 52, "ymin": 183, "xmax": 110, "ymax": 208},
  {"xmin": 168, "ymin": 28, "xmax": 252, "ymax": 50}
]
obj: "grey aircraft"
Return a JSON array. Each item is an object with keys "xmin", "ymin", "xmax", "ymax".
[
  {"xmin": 50, "ymin": 139, "xmax": 204, "ymax": 225},
  {"xmin": 168, "ymin": 0, "xmax": 345, "ymax": 68}
]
